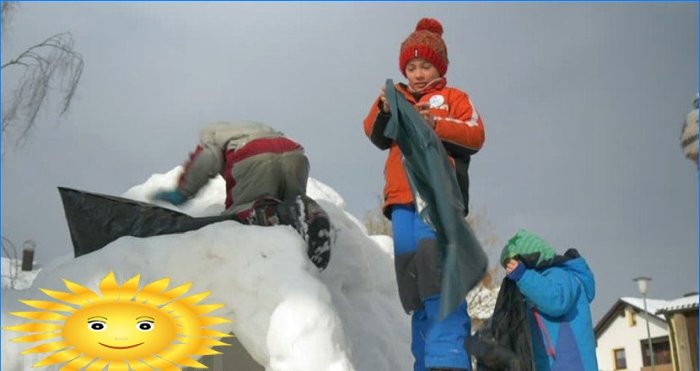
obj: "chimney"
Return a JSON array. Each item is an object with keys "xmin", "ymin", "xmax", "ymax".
[{"xmin": 21, "ymin": 240, "xmax": 36, "ymax": 271}]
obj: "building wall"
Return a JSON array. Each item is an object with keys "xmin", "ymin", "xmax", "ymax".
[
  {"xmin": 686, "ymin": 312, "xmax": 698, "ymax": 370},
  {"xmin": 596, "ymin": 308, "xmax": 669, "ymax": 371},
  {"xmin": 185, "ymin": 336, "xmax": 264, "ymax": 371}
]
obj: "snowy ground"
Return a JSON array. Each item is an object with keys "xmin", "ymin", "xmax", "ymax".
[
  {"xmin": 1, "ymin": 257, "xmax": 40, "ymax": 291},
  {"xmin": 1, "ymin": 167, "xmax": 498, "ymax": 371}
]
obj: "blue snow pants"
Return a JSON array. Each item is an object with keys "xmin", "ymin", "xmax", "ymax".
[{"xmin": 391, "ymin": 205, "xmax": 471, "ymax": 371}]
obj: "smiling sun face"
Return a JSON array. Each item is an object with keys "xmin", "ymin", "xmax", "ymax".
[
  {"xmin": 62, "ymin": 301, "xmax": 177, "ymax": 361},
  {"xmin": 5, "ymin": 272, "xmax": 231, "ymax": 370}
]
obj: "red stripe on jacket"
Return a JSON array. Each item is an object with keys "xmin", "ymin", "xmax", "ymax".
[
  {"xmin": 178, "ymin": 145, "xmax": 204, "ymax": 190},
  {"xmin": 222, "ymin": 137, "xmax": 303, "ymax": 208}
]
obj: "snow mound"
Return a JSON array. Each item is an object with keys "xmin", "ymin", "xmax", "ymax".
[{"xmin": 2, "ymin": 169, "xmax": 412, "ymax": 371}]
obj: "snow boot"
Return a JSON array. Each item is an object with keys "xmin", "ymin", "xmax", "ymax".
[
  {"xmin": 305, "ymin": 208, "xmax": 331, "ymax": 270},
  {"xmin": 291, "ymin": 195, "xmax": 332, "ymax": 270},
  {"xmin": 237, "ymin": 196, "xmax": 283, "ymax": 226},
  {"xmin": 238, "ymin": 195, "xmax": 332, "ymax": 270}
]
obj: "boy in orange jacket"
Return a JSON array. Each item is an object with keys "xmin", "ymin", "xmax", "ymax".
[{"xmin": 363, "ymin": 18, "xmax": 485, "ymax": 371}]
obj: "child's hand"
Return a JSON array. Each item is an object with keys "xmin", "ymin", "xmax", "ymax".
[
  {"xmin": 379, "ymin": 86, "xmax": 390, "ymax": 113},
  {"xmin": 415, "ymin": 102, "xmax": 436, "ymax": 128},
  {"xmin": 505, "ymin": 259, "xmax": 520, "ymax": 274}
]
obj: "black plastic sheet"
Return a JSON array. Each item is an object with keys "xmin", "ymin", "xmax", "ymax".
[{"xmin": 58, "ymin": 187, "xmax": 233, "ymax": 257}]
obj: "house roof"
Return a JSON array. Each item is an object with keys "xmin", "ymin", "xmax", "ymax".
[
  {"xmin": 594, "ymin": 297, "xmax": 666, "ymax": 338},
  {"xmin": 620, "ymin": 297, "xmax": 671, "ymax": 316},
  {"xmin": 656, "ymin": 294, "xmax": 699, "ymax": 314},
  {"xmin": 595, "ymin": 295, "xmax": 700, "ymax": 338}
]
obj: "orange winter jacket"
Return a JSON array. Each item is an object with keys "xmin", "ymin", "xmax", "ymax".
[{"xmin": 363, "ymin": 81, "xmax": 485, "ymax": 216}]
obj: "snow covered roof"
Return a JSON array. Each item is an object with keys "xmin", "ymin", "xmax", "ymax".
[
  {"xmin": 620, "ymin": 295, "xmax": 699, "ymax": 315},
  {"xmin": 620, "ymin": 296, "xmax": 671, "ymax": 317},
  {"xmin": 595, "ymin": 295, "xmax": 700, "ymax": 337},
  {"xmin": 656, "ymin": 294, "xmax": 699, "ymax": 314}
]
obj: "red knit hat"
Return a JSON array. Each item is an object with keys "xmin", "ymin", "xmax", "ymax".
[{"xmin": 399, "ymin": 18, "xmax": 449, "ymax": 77}]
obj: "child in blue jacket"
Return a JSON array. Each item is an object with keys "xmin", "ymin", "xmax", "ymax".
[{"xmin": 500, "ymin": 229, "xmax": 599, "ymax": 371}]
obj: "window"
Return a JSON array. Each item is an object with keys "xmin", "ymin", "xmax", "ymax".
[
  {"xmin": 625, "ymin": 308, "xmax": 637, "ymax": 327},
  {"xmin": 613, "ymin": 348, "xmax": 627, "ymax": 370},
  {"xmin": 640, "ymin": 336, "xmax": 672, "ymax": 366}
]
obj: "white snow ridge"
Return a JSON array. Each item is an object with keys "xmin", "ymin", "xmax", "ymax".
[{"xmin": 1, "ymin": 168, "xmax": 414, "ymax": 371}]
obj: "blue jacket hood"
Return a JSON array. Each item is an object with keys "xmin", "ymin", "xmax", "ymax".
[{"xmin": 562, "ymin": 257, "xmax": 596, "ymax": 303}]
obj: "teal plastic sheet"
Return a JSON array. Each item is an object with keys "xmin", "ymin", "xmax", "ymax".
[{"xmin": 383, "ymin": 79, "xmax": 488, "ymax": 318}]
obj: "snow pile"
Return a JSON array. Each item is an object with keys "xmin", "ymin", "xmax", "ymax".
[
  {"xmin": 2, "ymin": 167, "xmax": 501, "ymax": 371},
  {"xmin": 1, "ymin": 257, "xmax": 40, "ymax": 290},
  {"xmin": 1, "ymin": 168, "xmax": 412, "ymax": 371},
  {"xmin": 466, "ymin": 284, "xmax": 499, "ymax": 321}
]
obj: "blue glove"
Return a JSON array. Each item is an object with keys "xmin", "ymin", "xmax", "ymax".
[
  {"xmin": 153, "ymin": 189, "xmax": 187, "ymax": 206},
  {"xmin": 506, "ymin": 262, "xmax": 526, "ymax": 282}
]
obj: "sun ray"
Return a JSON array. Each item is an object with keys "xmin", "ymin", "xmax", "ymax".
[
  {"xmin": 176, "ymin": 355, "xmax": 207, "ymax": 368},
  {"xmin": 197, "ymin": 338, "xmax": 230, "ymax": 348},
  {"xmin": 84, "ymin": 357, "xmax": 108, "ymax": 371},
  {"xmin": 41, "ymin": 287, "xmax": 98, "ymax": 306},
  {"xmin": 141, "ymin": 354, "xmax": 180, "ymax": 370},
  {"xmin": 141, "ymin": 277, "xmax": 170, "ymax": 293},
  {"xmin": 22, "ymin": 340, "xmax": 70, "ymax": 354},
  {"xmin": 197, "ymin": 316, "xmax": 232, "ymax": 326},
  {"xmin": 121, "ymin": 273, "xmax": 141, "ymax": 291},
  {"xmin": 159, "ymin": 343, "xmax": 200, "ymax": 365},
  {"xmin": 200, "ymin": 329, "xmax": 234, "ymax": 338},
  {"xmin": 62, "ymin": 278, "xmax": 102, "ymax": 303},
  {"xmin": 190, "ymin": 347, "xmax": 223, "ymax": 356},
  {"xmin": 5, "ymin": 322, "xmax": 62, "ymax": 333},
  {"xmin": 129, "ymin": 359, "xmax": 157, "ymax": 371},
  {"xmin": 98, "ymin": 272, "xmax": 121, "ymax": 301},
  {"xmin": 106, "ymin": 360, "xmax": 130, "ymax": 370},
  {"xmin": 34, "ymin": 348, "xmax": 81, "ymax": 367},
  {"xmin": 179, "ymin": 291, "xmax": 211, "ymax": 306},
  {"xmin": 135, "ymin": 277, "xmax": 171, "ymax": 305},
  {"xmin": 99, "ymin": 272, "xmax": 140, "ymax": 301},
  {"xmin": 189, "ymin": 303, "xmax": 224, "ymax": 315},
  {"xmin": 164, "ymin": 282, "xmax": 194, "ymax": 300},
  {"xmin": 19, "ymin": 299, "xmax": 76, "ymax": 313},
  {"xmin": 59, "ymin": 354, "xmax": 94, "ymax": 371},
  {"xmin": 10, "ymin": 311, "xmax": 68, "ymax": 321},
  {"xmin": 11, "ymin": 331, "xmax": 62, "ymax": 343}
]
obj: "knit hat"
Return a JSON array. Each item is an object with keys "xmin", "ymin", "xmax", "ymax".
[
  {"xmin": 399, "ymin": 18, "xmax": 449, "ymax": 77},
  {"xmin": 500, "ymin": 229, "xmax": 557, "ymax": 269}
]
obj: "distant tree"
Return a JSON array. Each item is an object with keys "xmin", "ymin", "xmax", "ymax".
[
  {"xmin": 2, "ymin": 2, "xmax": 14, "ymax": 29},
  {"xmin": 1, "ymin": 3, "xmax": 83, "ymax": 282},
  {"xmin": 362, "ymin": 196, "xmax": 393, "ymax": 236},
  {"xmin": 1, "ymin": 236, "xmax": 20, "ymax": 289},
  {"xmin": 1, "ymin": 2, "xmax": 84, "ymax": 154},
  {"xmin": 680, "ymin": 94, "xmax": 698, "ymax": 168}
]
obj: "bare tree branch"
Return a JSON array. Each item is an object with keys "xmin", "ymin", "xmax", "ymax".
[
  {"xmin": 1, "ymin": 236, "xmax": 20, "ymax": 289},
  {"xmin": 2, "ymin": 32, "xmax": 84, "ymax": 152},
  {"xmin": 2, "ymin": 2, "xmax": 17, "ymax": 33}
]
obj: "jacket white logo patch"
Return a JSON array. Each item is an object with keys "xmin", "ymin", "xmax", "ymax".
[{"xmin": 429, "ymin": 95, "xmax": 445, "ymax": 109}]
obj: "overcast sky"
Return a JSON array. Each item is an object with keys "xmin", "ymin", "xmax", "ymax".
[{"xmin": 1, "ymin": 2, "xmax": 697, "ymax": 321}]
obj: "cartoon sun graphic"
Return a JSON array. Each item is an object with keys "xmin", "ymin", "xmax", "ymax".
[{"xmin": 5, "ymin": 272, "xmax": 232, "ymax": 370}]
